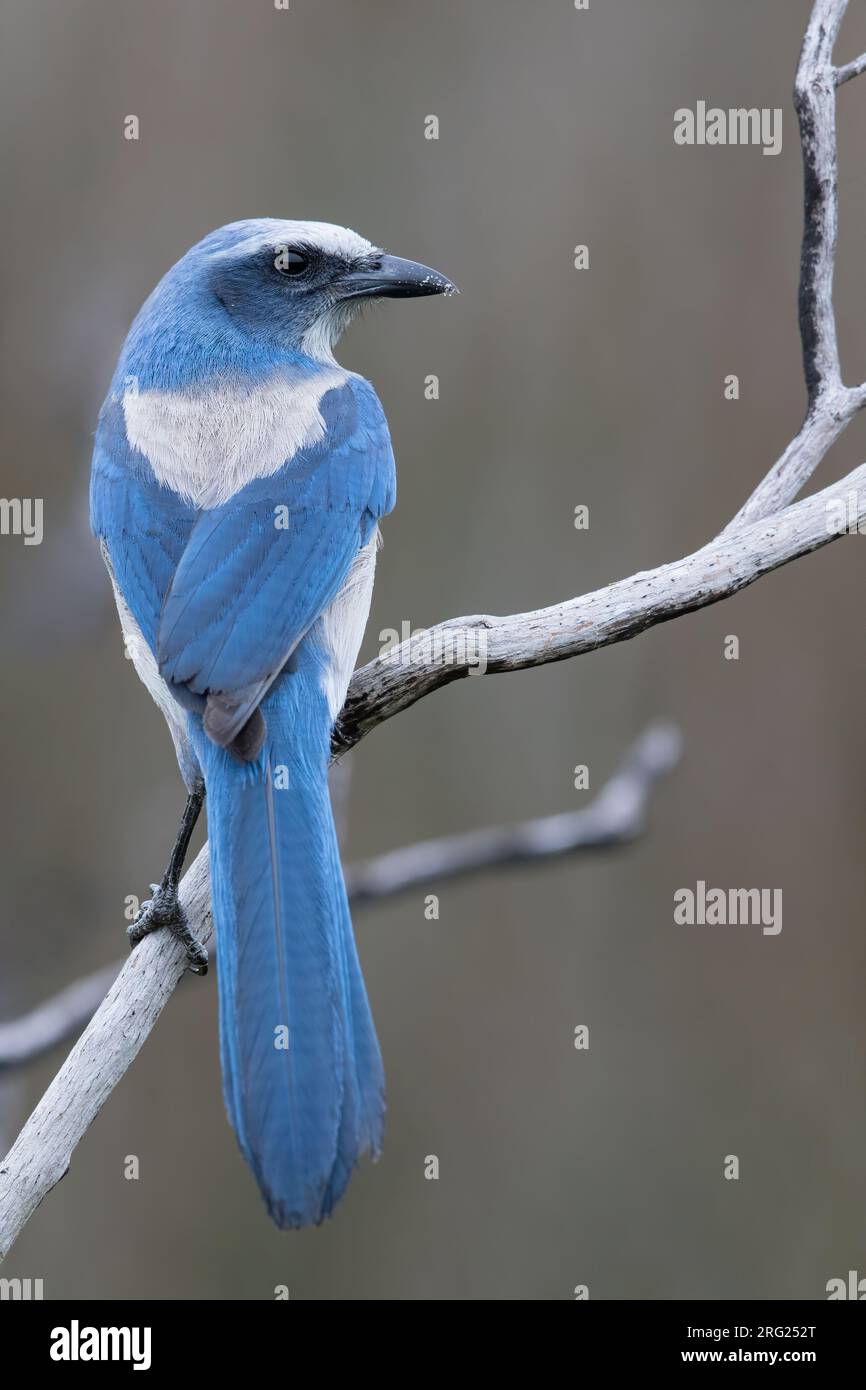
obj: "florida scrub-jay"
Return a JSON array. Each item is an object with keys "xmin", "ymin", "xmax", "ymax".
[{"xmin": 90, "ymin": 220, "xmax": 455, "ymax": 1227}]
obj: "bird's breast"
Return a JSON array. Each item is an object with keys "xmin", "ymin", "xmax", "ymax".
[{"xmin": 121, "ymin": 366, "xmax": 349, "ymax": 510}]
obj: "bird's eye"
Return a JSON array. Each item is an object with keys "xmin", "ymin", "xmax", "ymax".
[{"xmin": 274, "ymin": 247, "xmax": 309, "ymax": 276}]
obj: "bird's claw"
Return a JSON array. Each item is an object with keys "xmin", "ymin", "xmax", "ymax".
[{"xmin": 128, "ymin": 881, "xmax": 209, "ymax": 975}]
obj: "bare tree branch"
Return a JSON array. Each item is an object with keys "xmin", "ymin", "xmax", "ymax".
[
  {"xmin": 0, "ymin": 724, "xmax": 680, "ymax": 1075},
  {"xmin": 727, "ymin": 0, "xmax": 864, "ymax": 531},
  {"xmin": 0, "ymin": 855, "xmax": 212, "ymax": 1259},
  {"xmin": 346, "ymin": 722, "xmax": 681, "ymax": 902},
  {"xmin": 836, "ymin": 52, "xmax": 866, "ymax": 85},
  {"xmin": 795, "ymin": 0, "xmax": 846, "ymax": 403},
  {"xmin": 1, "ymin": 0, "xmax": 864, "ymax": 1263},
  {"xmin": 0, "ymin": 966, "xmax": 119, "ymax": 1073},
  {"xmin": 334, "ymin": 460, "xmax": 866, "ymax": 755}
]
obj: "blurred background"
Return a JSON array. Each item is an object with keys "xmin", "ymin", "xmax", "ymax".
[{"xmin": 1, "ymin": 0, "xmax": 866, "ymax": 1300}]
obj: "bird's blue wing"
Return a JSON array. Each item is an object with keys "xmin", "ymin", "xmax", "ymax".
[
  {"xmin": 157, "ymin": 379, "xmax": 395, "ymax": 743},
  {"xmin": 91, "ymin": 395, "xmax": 198, "ymax": 650}
]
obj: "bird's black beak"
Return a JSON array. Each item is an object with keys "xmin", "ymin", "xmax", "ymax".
[{"xmin": 336, "ymin": 253, "xmax": 458, "ymax": 301}]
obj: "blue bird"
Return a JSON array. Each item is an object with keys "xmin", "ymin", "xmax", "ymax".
[{"xmin": 91, "ymin": 220, "xmax": 456, "ymax": 1227}]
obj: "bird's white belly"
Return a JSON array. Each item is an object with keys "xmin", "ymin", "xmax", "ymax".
[
  {"xmin": 101, "ymin": 542, "xmax": 200, "ymax": 789},
  {"xmin": 317, "ymin": 533, "xmax": 379, "ymax": 721}
]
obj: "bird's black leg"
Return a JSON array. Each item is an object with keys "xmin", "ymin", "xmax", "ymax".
[{"xmin": 128, "ymin": 782, "xmax": 208, "ymax": 974}]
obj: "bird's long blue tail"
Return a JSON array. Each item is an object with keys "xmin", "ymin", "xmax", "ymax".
[{"xmin": 190, "ymin": 670, "xmax": 384, "ymax": 1228}]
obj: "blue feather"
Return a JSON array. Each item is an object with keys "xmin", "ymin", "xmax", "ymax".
[{"xmin": 190, "ymin": 653, "xmax": 384, "ymax": 1227}]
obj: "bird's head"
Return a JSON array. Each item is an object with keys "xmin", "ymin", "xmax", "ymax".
[{"xmin": 157, "ymin": 218, "xmax": 457, "ymax": 367}]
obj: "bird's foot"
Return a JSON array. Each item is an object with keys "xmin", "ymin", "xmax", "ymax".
[{"xmin": 128, "ymin": 881, "xmax": 209, "ymax": 975}]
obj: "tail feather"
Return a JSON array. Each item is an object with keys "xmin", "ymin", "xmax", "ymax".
[{"xmin": 192, "ymin": 672, "xmax": 384, "ymax": 1228}]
